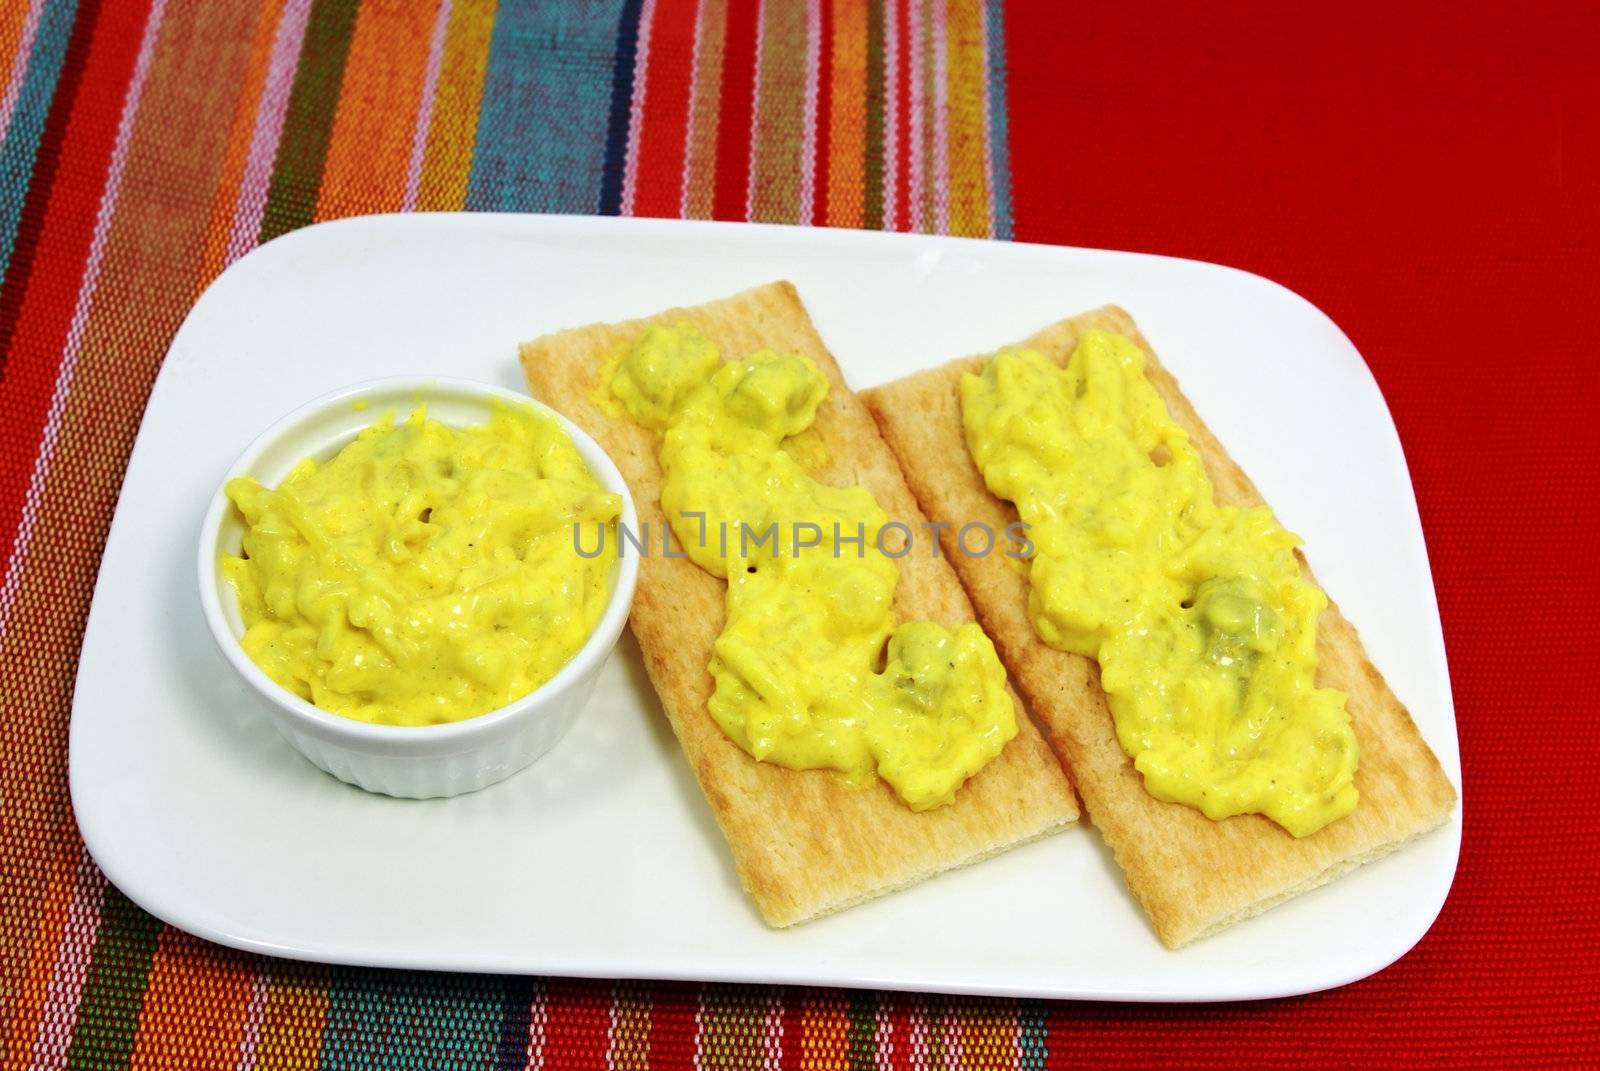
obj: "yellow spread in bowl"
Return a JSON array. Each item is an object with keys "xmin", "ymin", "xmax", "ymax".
[{"xmin": 221, "ymin": 403, "xmax": 621, "ymax": 726}]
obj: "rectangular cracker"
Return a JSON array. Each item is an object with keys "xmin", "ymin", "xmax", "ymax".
[
  {"xmin": 519, "ymin": 282, "xmax": 1079, "ymax": 927},
  {"xmin": 863, "ymin": 306, "xmax": 1457, "ymax": 948}
]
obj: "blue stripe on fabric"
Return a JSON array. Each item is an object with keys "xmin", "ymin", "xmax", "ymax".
[
  {"xmin": 492, "ymin": 976, "xmax": 536, "ymax": 1070},
  {"xmin": 0, "ymin": 0, "xmax": 82, "ymax": 290},
  {"xmin": 1018, "ymin": 997, "xmax": 1049, "ymax": 1070},
  {"xmin": 597, "ymin": 0, "xmax": 645, "ymax": 215},
  {"xmin": 318, "ymin": 967, "xmax": 504, "ymax": 1071},
  {"xmin": 982, "ymin": 0, "xmax": 1014, "ymax": 240},
  {"xmin": 465, "ymin": 0, "xmax": 628, "ymax": 214}
]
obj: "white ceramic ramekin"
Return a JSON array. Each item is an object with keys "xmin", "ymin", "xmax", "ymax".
[{"xmin": 197, "ymin": 377, "xmax": 639, "ymax": 799}]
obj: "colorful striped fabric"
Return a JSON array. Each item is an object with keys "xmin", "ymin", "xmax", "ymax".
[
  {"xmin": 3, "ymin": 1, "xmax": 1597, "ymax": 1068},
  {"xmin": 0, "ymin": 2, "xmax": 1031, "ymax": 1067}
]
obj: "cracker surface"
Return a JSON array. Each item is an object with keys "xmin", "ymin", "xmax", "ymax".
[
  {"xmin": 520, "ymin": 282, "xmax": 1079, "ymax": 927},
  {"xmin": 863, "ymin": 305, "xmax": 1456, "ymax": 947}
]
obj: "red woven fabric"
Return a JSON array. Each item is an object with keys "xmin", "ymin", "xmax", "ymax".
[{"xmin": 1004, "ymin": 2, "xmax": 1600, "ymax": 1061}]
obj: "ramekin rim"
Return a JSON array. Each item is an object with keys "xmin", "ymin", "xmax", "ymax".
[{"xmin": 195, "ymin": 375, "xmax": 640, "ymax": 750}]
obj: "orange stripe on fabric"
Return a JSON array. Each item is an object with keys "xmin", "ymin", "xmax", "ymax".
[
  {"xmin": 609, "ymin": 981, "xmax": 652, "ymax": 1070},
  {"xmin": 126, "ymin": 930, "xmax": 255, "ymax": 1070},
  {"xmin": 0, "ymin": 858, "xmax": 77, "ymax": 1064},
  {"xmin": 0, "ymin": 0, "xmax": 33, "ymax": 96},
  {"xmin": 943, "ymin": 0, "xmax": 988, "ymax": 237},
  {"xmin": 918, "ymin": 0, "xmax": 937, "ymax": 232},
  {"xmin": 313, "ymin": 0, "xmax": 439, "ymax": 219},
  {"xmin": 748, "ymin": 0, "xmax": 807, "ymax": 222},
  {"xmin": 199, "ymin": 0, "xmax": 287, "ymax": 282},
  {"xmin": 825, "ymin": 0, "xmax": 866, "ymax": 228},
  {"xmin": 682, "ymin": 0, "xmax": 728, "ymax": 219},
  {"xmin": 800, "ymin": 989, "xmax": 853, "ymax": 1069},
  {"xmin": 965, "ymin": 998, "xmax": 1020, "ymax": 1069},
  {"xmin": 415, "ymin": 0, "xmax": 496, "ymax": 212},
  {"xmin": 254, "ymin": 965, "xmax": 332, "ymax": 1070}
]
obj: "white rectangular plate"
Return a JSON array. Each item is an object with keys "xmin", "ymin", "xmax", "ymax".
[{"xmin": 70, "ymin": 215, "xmax": 1460, "ymax": 1001}]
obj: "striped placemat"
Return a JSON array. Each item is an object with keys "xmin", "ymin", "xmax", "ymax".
[{"xmin": 0, "ymin": 2, "xmax": 1034, "ymax": 1066}]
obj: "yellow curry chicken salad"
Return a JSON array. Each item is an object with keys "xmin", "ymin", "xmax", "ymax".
[
  {"xmin": 610, "ymin": 325, "xmax": 1016, "ymax": 811},
  {"xmin": 221, "ymin": 404, "xmax": 621, "ymax": 726},
  {"xmin": 961, "ymin": 330, "xmax": 1359, "ymax": 837}
]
